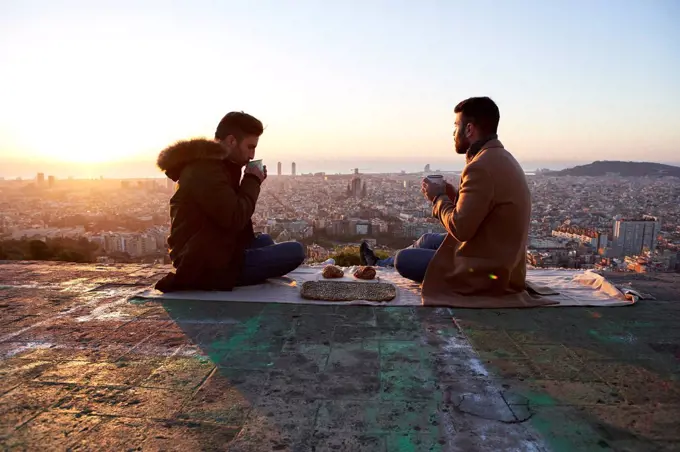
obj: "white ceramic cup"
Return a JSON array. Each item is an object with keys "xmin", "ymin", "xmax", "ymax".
[
  {"xmin": 426, "ymin": 174, "xmax": 445, "ymax": 186},
  {"xmin": 247, "ymin": 159, "xmax": 264, "ymax": 171}
]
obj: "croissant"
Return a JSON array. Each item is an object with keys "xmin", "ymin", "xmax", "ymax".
[
  {"xmin": 354, "ymin": 266, "xmax": 376, "ymax": 280},
  {"xmin": 322, "ymin": 265, "xmax": 344, "ymax": 279}
]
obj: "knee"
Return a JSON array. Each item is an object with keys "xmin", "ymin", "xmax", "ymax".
[
  {"xmin": 423, "ymin": 232, "xmax": 442, "ymax": 243},
  {"xmin": 394, "ymin": 250, "xmax": 408, "ymax": 275},
  {"xmin": 287, "ymin": 242, "xmax": 306, "ymax": 265},
  {"xmin": 414, "ymin": 233, "xmax": 434, "ymax": 247}
]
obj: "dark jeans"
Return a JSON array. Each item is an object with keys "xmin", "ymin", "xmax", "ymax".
[
  {"xmin": 388, "ymin": 233, "xmax": 446, "ymax": 283},
  {"xmin": 236, "ymin": 234, "xmax": 306, "ymax": 286}
]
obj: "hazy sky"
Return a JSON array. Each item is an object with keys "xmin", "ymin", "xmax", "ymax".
[{"xmin": 1, "ymin": 0, "xmax": 679, "ymax": 177}]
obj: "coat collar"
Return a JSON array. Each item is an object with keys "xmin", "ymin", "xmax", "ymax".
[{"xmin": 466, "ymin": 136, "xmax": 504, "ymax": 163}]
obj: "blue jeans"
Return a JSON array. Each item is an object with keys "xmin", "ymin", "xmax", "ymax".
[
  {"xmin": 236, "ymin": 234, "xmax": 306, "ymax": 286},
  {"xmin": 379, "ymin": 233, "xmax": 446, "ymax": 283}
]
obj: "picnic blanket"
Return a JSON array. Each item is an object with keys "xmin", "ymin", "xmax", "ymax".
[{"xmin": 132, "ymin": 267, "xmax": 637, "ymax": 307}]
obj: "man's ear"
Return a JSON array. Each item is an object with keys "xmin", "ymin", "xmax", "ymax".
[
  {"xmin": 465, "ymin": 122, "xmax": 474, "ymax": 138},
  {"xmin": 225, "ymin": 135, "xmax": 238, "ymax": 149}
]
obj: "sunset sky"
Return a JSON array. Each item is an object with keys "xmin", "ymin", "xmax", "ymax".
[{"xmin": 1, "ymin": 0, "xmax": 679, "ymax": 177}]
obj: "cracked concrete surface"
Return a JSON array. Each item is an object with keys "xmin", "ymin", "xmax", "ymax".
[{"xmin": 1, "ymin": 261, "xmax": 679, "ymax": 451}]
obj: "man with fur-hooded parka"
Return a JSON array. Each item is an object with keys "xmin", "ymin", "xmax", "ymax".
[{"xmin": 154, "ymin": 112, "xmax": 266, "ymax": 292}]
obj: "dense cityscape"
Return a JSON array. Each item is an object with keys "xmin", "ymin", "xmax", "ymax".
[{"xmin": 1, "ymin": 164, "xmax": 679, "ymax": 273}]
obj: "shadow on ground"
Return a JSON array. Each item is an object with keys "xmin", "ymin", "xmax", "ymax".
[
  {"xmin": 156, "ymin": 298, "xmax": 547, "ymax": 451},
  {"xmin": 158, "ymin": 300, "xmax": 454, "ymax": 451},
  {"xmin": 451, "ymin": 296, "xmax": 680, "ymax": 451},
  {"xmin": 155, "ymin": 293, "xmax": 680, "ymax": 451}
]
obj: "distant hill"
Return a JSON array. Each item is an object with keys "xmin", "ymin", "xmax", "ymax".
[{"xmin": 545, "ymin": 161, "xmax": 680, "ymax": 177}]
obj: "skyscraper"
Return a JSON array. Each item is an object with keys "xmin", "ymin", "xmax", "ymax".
[
  {"xmin": 351, "ymin": 177, "xmax": 362, "ymax": 198},
  {"xmin": 48, "ymin": 175, "xmax": 55, "ymax": 189},
  {"xmin": 37, "ymin": 173, "xmax": 45, "ymax": 185},
  {"xmin": 612, "ymin": 216, "xmax": 661, "ymax": 257},
  {"xmin": 292, "ymin": 162, "xmax": 296, "ymax": 176},
  {"xmin": 277, "ymin": 162, "xmax": 282, "ymax": 176}
]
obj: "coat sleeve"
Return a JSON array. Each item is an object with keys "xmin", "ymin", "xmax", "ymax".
[
  {"xmin": 432, "ymin": 163, "xmax": 494, "ymax": 242},
  {"xmin": 183, "ymin": 161, "xmax": 261, "ymax": 232}
]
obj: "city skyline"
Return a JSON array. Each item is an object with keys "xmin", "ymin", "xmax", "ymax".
[
  {"xmin": 3, "ymin": 157, "xmax": 680, "ymax": 181},
  {"xmin": 2, "ymin": 169, "xmax": 679, "ymax": 271},
  {"xmin": 1, "ymin": 0, "xmax": 679, "ymax": 176}
]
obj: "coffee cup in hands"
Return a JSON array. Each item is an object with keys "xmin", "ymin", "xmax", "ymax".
[
  {"xmin": 245, "ymin": 161, "xmax": 266, "ymax": 183},
  {"xmin": 425, "ymin": 174, "xmax": 445, "ymax": 186},
  {"xmin": 421, "ymin": 175, "xmax": 446, "ymax": 201},
  {"xmin": 248, "ymin": 159, "xmax": 264, "ymax": 171}
]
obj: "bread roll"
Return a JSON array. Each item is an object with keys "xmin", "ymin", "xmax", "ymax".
[
  {"xmin": 354, "ymin": 266, "xmax": 376, "ymax": 280},
  {"xmin": 322, "ymin": 265, "xmax": 344, "ymax": 279}
]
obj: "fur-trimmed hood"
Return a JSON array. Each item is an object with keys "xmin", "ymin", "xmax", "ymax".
[{"xmin": 157, "ymin": 138, "xmax": 227, "ymax": 181}]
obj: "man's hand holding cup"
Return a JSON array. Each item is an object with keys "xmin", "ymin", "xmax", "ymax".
[
  {"xmin": 421, "ymin": 175, "xmax": 446, "ymax": 202},
  {"xmin": 245, "ymin": 159, "xmax": 267, "ymax": 183}
]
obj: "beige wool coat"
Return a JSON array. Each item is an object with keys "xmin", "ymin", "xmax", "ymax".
[{"xmin": 421, "ymin": 139, "xmax": 556, "ymax": 308}]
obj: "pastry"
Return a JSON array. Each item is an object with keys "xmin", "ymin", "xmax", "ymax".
[
  {"xmin": 322, "ymin": 265, "xmax": 344, "ymax": 279},
  {"xmin": 354, "ymin": 266, "xmax": 376, "ymax": 280}
]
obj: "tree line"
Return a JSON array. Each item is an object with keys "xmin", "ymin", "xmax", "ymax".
[{"xmin": 0, "ymin": 237, "xmax": 99, "ymax": 263}]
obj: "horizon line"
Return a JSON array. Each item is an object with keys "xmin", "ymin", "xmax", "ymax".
[{"xmin": 2, "ymin": 159, "xmax": 680, "ymax": 180}]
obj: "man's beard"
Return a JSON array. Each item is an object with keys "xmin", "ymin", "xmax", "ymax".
[
  {"xmin": 454, "ymin": 135, "xmax": 470, "ymax": 154},
  {"xmin": 226, "ymin": 148, "xmax": 247, "ymax": 167}
]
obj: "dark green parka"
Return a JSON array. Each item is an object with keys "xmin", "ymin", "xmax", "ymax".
[{"xmin": 154, "ymin": 139, "xmax": 261, "ymax": 292}]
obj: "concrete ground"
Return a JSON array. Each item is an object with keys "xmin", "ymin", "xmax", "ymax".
[{"xmin": 0, "ymin": 261, "xmax": 679, "ymax": 451}]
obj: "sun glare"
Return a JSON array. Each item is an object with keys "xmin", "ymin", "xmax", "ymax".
[
  {"xmin": 20, "ymin": 129, "xmax": 139, "ymax": 164},
  {"xmin": 10, "ymin": 106, "xmax": 170, "ymax": 164}
]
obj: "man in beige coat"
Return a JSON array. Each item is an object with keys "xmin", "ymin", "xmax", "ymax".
[{"xmin": 368, "ymin": 97, "xmax": 551, "ymax": 307}]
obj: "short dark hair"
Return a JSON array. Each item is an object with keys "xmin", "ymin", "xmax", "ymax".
[
  {"xmin": 454, "ymin": 97, "xmax": 500, "ymax": 134},
  {"xmin": 215, "ymin": 111, "xmax": 264, "ymax": 141}
]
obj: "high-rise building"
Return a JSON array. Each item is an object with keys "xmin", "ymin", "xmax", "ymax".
[
  {"xmin": 351, "ymin": 177, "xmax": 362, "ymax": 198},
  {"xmin": 292, "ymin": 162, "xmax": 296, "ymax": 176},
  {"xmin": 612, "ymin": 216, "xmax": 661, "ymax": 257},
  {"xmin": 37, "ymin": 173, "xmax": 45, "ymax": 185},
  {"xmin": 277, "ymin": 162, "xmax": 282, "ymax": 176},
  {"xmin": 47, "ymin": 175, "xmax": 55, "ymax": 189},
  {"xmin": 424, "ymin": 164, "xmax": 431, "ymax": 172}
]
